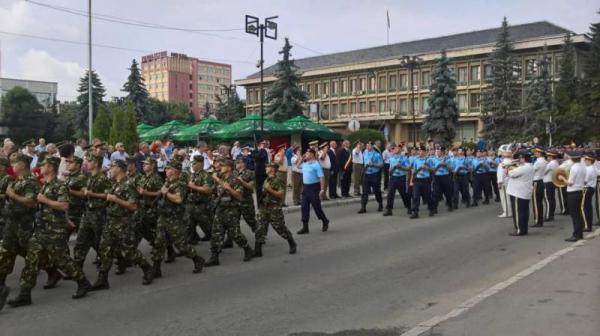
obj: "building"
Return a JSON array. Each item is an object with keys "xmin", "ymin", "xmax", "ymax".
[
  {"xmin": 0, "ymin": 77, "xmax": 58, "ymax": 113},
  {"xmin": 141, "ymin": 51, "xmax": 232, "ymax": 120},
  {"xmin": 236, "ymin": 21, "xmax": 590, "ymax": 145}
]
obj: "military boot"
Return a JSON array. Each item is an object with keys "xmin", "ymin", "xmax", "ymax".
[
  {"xmin": 43, "ymin": 268, "xmax": 63, "ymax": 290},
  {"xmin": 199, "ymin": 234, "xmax": 211, "ymax": 242},
  {"xmin": 204, "ymin": 252, "xmax": 220, "ymax": 267},
  {"xmin": 288, "ymin": 238, "xmax": 297, "ymax": 255},
  {"xmin": 0, "ymin": 285, "xmax": 10, "ymax": 311},
  {"xmin": 72, "ymin": 277, "xmax": 91, "ymax": 299},
  {"xmin": 90, "ymin": 271, "xmax": 109, "ymax": 291},
  {"xmin": 165, "ymin": 246, "xmax": 176, "ymax": 264},
  {"xmin": 223, "ymin": 236, "xmax": 234, "ymax": 249},
  {"xmin": 192, "ymin": 256, "xmax": 205, "ymax": 274},
  {"xmin": 382, "ymin": 209, "xmax": 393, "ymax": 216},
  {"xmin": 115, "ymin": 258, "xmax": 127, "ymax": 275},
  {"xmin": 7, "ymin": 287, "xmax": 32, "ymax": 307},
  {"xmin": 296, "ymin": 222, "xmax": 309, "ymax": 235},
  {"xmin": 243, "ymin": 246, "xmax": 254, "ymax": 262},
  {"xmin": 152, "ymin": 261, "xmax": 162, "ymax": 279},
  {"xmin": 253, "ymin": 241, "xmax": 263, "ymax": 258},
  {"xmin": 141, "ymin": 263, "xmax": 154, "ymax": 286},
  {"xmin": 377, "ymin": 203, "xmax": 383, "ymax": 212},
  {"xmin": 357, "ymin": 206, "xmax": 367, "ymax": 214}
]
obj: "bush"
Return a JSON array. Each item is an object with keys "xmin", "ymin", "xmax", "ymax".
[{"xmin": 345, "ymin": 128, "xmax": 386, "ymax": 146}]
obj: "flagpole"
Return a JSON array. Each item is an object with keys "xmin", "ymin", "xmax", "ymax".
[{"xmin": 386, "ymin": 10, "xmax": 390, "ymax": 45}]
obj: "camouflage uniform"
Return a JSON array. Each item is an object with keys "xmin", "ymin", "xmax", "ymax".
[
  {"xmin": 136, "ymin": 172, "xmax": 163, "ymax": 247},
  {"xmin": 237, "ymin": 168, "xmax": 258, "ymax": 231},
  {"xmin": 73, "ymin": 171, "xmax": 111, "ymax": 267},
  {"xmin": 0, "ymin": 171, "xmax": 14, "ymax": 241},
  {"xmin": 0, "ymin": 173, "xmax": 40, "ymax": 284},
  {"xmin": 64, "ymin": 171, "xmax": 87, "ymax": 232},
  {"xmin": 255, "ymin": 175, "xmax": 292, "ymax": 244},
  {"xmin": 210, "ymin": 174, "xmax": 250, "ymax": 254},
  {"xmin": 186, "ymin": 170, "xmax": 214, "ymax": 240}
]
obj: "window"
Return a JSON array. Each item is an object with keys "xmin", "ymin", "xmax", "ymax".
[
  {"xmin": 340, "ymin": 103, "xmax": 347, "ymax": 115},
  {"xmin": 368, "ymin": 77, "xmax": 376, "ymax": 91},
  {"xmin": 455, "ymin": 123, "xmax": 477, "ymax": 142},
  {"xmin": 350, "ymin": 79, "xmax": 356, "ymax": 92},
  {"xmin": 378, "ymin": 77, "xmax": 386, "ymax": 91},
  {"xmin": 341, "ymin": 80, "xmax": 348, "ymax": 93},
  {"xmin": 389, "ymin": 75, "xmax": 397, "ymax": 91},
  {"xmin": 546, "ymin": 57, "xmax": 554, "ymax": 75},
  {"xmin": 422, "ymin": 96, "xmax": 429, "ymax": 113},
  {"xmin": 350, "ymin": 102, "xmax": 357, "ymax": 114},
  {"xmin": 484, "ymin": 64, "xmax": 493, "ymax": 80},
  {"xmin": 247, "ymin": 91, "xmax": 253, "ymax": 104},
  {"xmin": 389, "ymin": 99, "xmax": 397, "ymax": 113},
  {"xmin": 323, "ymin": 82, "xmax": 330, "ymax": 95},
  {"xmin": 331, "ymin": 104, "xmax": 338, "ymax": 118},
  {"xmin": 412, "ymin": 97, "xmax": 418, "ymax": 113},
  {"xmin": 421, "ymin": 71, "xmax": 430, "ymax": 88},
  {"xmin": 299, "ymin": 84, "xmax": 304, "ymax": 93},
  {"xmin": 411, "ymin": 72, "xmax": 419, "ymax": 88},
  {"xmin": 457, "ymin": 94, "xmax": 467, "ymax": 112},
  {"xmin": 458, "ymin": 67, "xmax": 468, "ymax": 84},
  {"xmin": 315, "ymin": 83, "xmax": 320, "ymax": 96},
  {"xmin": 469, "ymin": 92, "xmax": 481, "ymax": 111},
  {"xmin": 332, "ymin": 81, "xmax": 338, "ymax": 94},
  {"xmin": 399, "ymin": 98, "xmax": 407, "ymax": 114},
  {"xmin": 369, "ymin": 101, "xmax": 376, "ymax": 113},
  {"xmin": 399, "ymin": 74, "xmax": 408, "ymax": 90},
  {"xmin": 470, "ymin": 65, "xmax": 480, "ymax": 83},
  {"xmin": 525, "ymin": 59, "xmax": 537, "ymax": 79},
  {"xmin": 359, "ymin": 101, "xmax": 367, "ymax": 113},
  {"xmin": 378, "ymin": 100, "xmax": 386, "ymax": 113},
  {"xmin": 360, "ymin": 78, "xmax": 366, "ymax": 91},
  {"xmin": 513, "ymin": 61, "xmax": 522, "ymax": 79},
  {"xmin": 306, "ymin": 84, "xmax": 312, "ymax": 95}
]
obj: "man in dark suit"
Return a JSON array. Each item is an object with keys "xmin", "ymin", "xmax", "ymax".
[
  {"xmin": 328, "ymin": 140, "xmax": 340, "ymax": 199},
  {"xmin": 252, "ymin": 140, "xmax": 269, "ymax": 207},
  {"xmin": 134, "ymin": 142, "xmax": 150, "ymax": 174},
  {"xmin": 337, "ymin": 140, "xmax": 352, "ymax": 197}
]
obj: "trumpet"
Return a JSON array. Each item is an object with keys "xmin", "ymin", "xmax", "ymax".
[
  {"xmin": 552, "ymin": 167, "xmax": 570, "ymax": 188},
  {"xmin": 502, "ymin": 162, "xmax": 519, "ymax": 171}
]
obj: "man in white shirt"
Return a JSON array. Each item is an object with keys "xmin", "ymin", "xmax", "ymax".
[
  {"xmin": 318, "ymin": 142, "xmax": 331, "ymax": 200},
  {"xmin": 531, "ymin": 147, "xmax": 547, "ymax": 227},
  {"xmin": 506, "ymin": 151, "xmax": 534, "ymax": 236},
  {"xmin": 560, "ymin": 151, "xmax": 586, "ymax": 241},
  {"xmin": 231, "ymin": 141, "xmax": 242, "ymax": 160},
  {"xmin": 110, "ymin": 142, "xmax": 129, "ymax": 162},
  {"xmin": 582, "ymin": 154, "xmax": 597, "ymax": 232},
  {"xmin": 497, "ymin": 150, "xmax": 513, "ymax": 218},
  {"xmin": 558, "ymin": 153, "xmax": 574, "ymax": 215},
  {"xmin": 543, "ymin": 150, "xmax": 559, "ymax": 221},
  {"xmin": 34, "ymin": 138, "xmax": 46, "ymax": 153},
  {"xmin": 191, "ymin": 141, "xmax": 211, "ymax": 172},
  {"xmin": 382, "ymin": 143, "xmax": 392, "ymax": 191},
  {"xmin": 352, "ymin": 142, "xmax": 364, "ymax": 196}
]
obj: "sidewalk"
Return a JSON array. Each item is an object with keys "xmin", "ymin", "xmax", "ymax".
[{"xmin": 423, "ymin": 230, "xmax": 600, "ymax": 336}]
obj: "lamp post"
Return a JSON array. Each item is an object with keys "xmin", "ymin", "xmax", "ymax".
[
  {"xmin": 245, "ymin": 15, "xmax": 278, "ymax": 133},
  {"xmin": 400, "ymin": 55, "xmax": 423, "ymax": 148}
]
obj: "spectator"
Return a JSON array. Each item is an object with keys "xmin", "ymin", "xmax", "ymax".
[
  {"xmin": 134, "ymin": 142, "xmax": 150, "ymax": 174},
  {"xmin": 110, "ymin": 142, "xmax": 129, "ymax": 162},
  {"xmin": 231, "ymin": 141, "xmax": 241, "ymax": 159},
  {"xmin": 74, "ymin": 138, "xmax": 88, "ymax": 158},
  {"xmin": 35, "ymin": 138, "xmax": 47, "ymax": 153}
]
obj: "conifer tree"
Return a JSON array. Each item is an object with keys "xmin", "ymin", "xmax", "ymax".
[
  {"xmin": 76, "ymin": 70, "xmax": 106, "ymax": 137},
  {"xmin": 122, "ymin": 59, "xmax": 149, "ymax": 122}
]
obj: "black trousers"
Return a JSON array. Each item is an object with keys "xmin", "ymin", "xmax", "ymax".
[
  {"xmin": 301, "ymin": 183, "xmax": 329, "ymax": 225},
  {"xmin": 361, "ymin": 173, "xmax": 383, "ymax": 207},
  {"xmin": 488, "ymin": 172, "xmax": 499, "ymax": 198},
  {"xmin": 543, "ymin": 182, "xmax": 556, "ymax": 220},
  {"xmin": 559, "ymin": 187, "xmax": 569, "ymax": 214},
  {"xmin": 340, "ymin": 168, "xmax": 352, "ymax": 197},
  {"xmin": 567, "ymin": 191, "xmax": 584, "ymax": 238},
  {"xmin": 255, "ymin": 173, "xmax": 266, "ymax": 207},
  {"xmin": 329, "ymin": 169, "xmax": 339, "ymax": 198},
  {"xmin": 582, "ymin": 187, "xmax": 595, "ymax": 231},
  {"xmin": 473, "ymin": 173, "xmax": 491, "ymax": 202},
  {"xmin": 386, "ymin": 176, "xmax": 411, "ymax": 211},
  {"xmin": 383, "ymin": 163, "xmax": 390, "ymax": 190},
  {"xmin": 532, "ymin": 180, "xmax": 545, "ymax": 226},
  {"xmin": 510, "ymin": 195, "xmax": 530, "ymax": 235},
  {"xmin": 412, "ymin": 178, "xmax": 432, "ymax": 213},
  {"xmin": 432, "ymin": 175, "xmax": 453, "ymax": 210},
  {"xmin": 453, "ymin": 175, "xmax": 470, "ymax": 207}
]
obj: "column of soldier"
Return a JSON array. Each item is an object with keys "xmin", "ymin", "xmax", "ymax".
[{"xmin": 0, "ymin": 138, "xmax": 297, "ymax": 311}]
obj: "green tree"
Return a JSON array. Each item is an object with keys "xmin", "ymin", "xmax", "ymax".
[
  {"xmin": 52, "ymin": 102, "xmax": 79, "ymax": 142},
  {"xmin": 346, "ymin": 129, "xmax": 386, "ymax": 146},
  {"xmin": 266, "ymin": 38, "xmax": 308, "ymax": 122},
  {"xmin": 109, "ymin": 102, "xmax": 138, "ymax": 153},
  {"xmin": 480, "ymin": 17, "xmax": 521, "ymax": 146},
  {"xmin": 165, "ymin": 101, "xmax": 194, "ymax": 123},
  {"xmin": 582, "ymin": 10, "xmax": 600, "ymax": 140},
  {"xmin": 76, "ymin": 70, "xmax": 106, "ymax": 138},
  {"xmin": 215, "ymin": 91, "xmax": 246, "ymax": 123},
  {"xmin": 92, "ymin": 104, "xmax": 112, "ymax": 141},
  {"xmin": 122, "ymin": 59, "xmax": 149, "ymax": 122},
  {"xmin": 422, "ymin": 50, "xmax": 459, "ymax": 147},
  {"xmin": 0, "ymin": 86, "xmax": 52, "ymax": 143},
  {"xmin": 521, "ymin": 45, "xmax": 553, "ymax": 143}
]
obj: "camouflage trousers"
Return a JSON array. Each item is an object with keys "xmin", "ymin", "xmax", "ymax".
[
  {"xmin": 154, "ymin": 212, "xmax": 199, "ymax": 262},
  {"xmin": 20, "ymin": 232, "xmax": 84, "ymax": 289},
  {"xmin": 0, "ymin": 218, "xmax": 5, "ymax": 241},
  {"xmin": 255, "ymin": 207, "xmax": 292, "ymax": 244},
  {"xmin": 210, "ymin": 205, "xmax": 249, "ymax": 254},
  {"xmin": 187, "ymin": 203, "xmax": 213, "ymax": 238},
  {"xmin": 73, "ymin": 209, "xmax": 105, "ymax": 267},
  {"xmin": 239, "ymin": 197, "xmax": 258, "ymax": 231},
  {"xmin": 136, "ymin": 209, "xmax": 158, "ymax": 246},
  {"xmin": 0, "ymin": 216, "xmax": 34, "ymax": 284},
  {"xmin": 98, "ymin": 216, "xmax": 148, "ymax": 273},
  {"xmin": 68, "ymin": 211, "xmax": 84, "ymax": 233}
]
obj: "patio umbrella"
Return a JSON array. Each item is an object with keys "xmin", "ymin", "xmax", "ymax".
[
  {"xmin": 139, "ymin": 120, "xmax": 189, "ymax": 142},
  {"xmin": 136, "ymin": 123, "xmax": 154, "ymax": 135},
  {"xmin": 283, "ymin": 115, "xmax": 341, "ymax": 140},
  {"xmin": 172, "ymin": 118, "xmax": 226, "ymax": 142},
  {"xmin": 212, "ymin": 114, "xmax": 292, "ymax": 141}
]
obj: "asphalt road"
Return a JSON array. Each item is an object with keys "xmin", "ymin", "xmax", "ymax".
[{"xmin": 0, "ymin": 200, "xmax": 584, "ymax": 335}]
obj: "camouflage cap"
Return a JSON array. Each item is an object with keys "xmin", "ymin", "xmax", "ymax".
[
  {"xmin": 191, "ymin": 155, "xmax": 204, "ymax": 163},
  {"xmin": 85, "ymin": 153, "xmax": 104, "ymax": 165},
  {"xmin": 111, "ymin": 160, "xmax": 127, "ymax": 170},
  {"xmin": 66, "ymin": 156, "xmax": 83, "ymax": 165},
  {"xmin": 142, "ymin": 157, "xmax": 156, "ymax": 166},
  {"xmin": 221, "ymin": 158, "xmax": 234, "ymax": 168},
  {"xmin": 165, "ymin": 160, "xmax": 182, "ymax": 171},
  {"xmin": 0, "ymin": 157, "xmax": 9, "ymax": 167},
  {"xmin": 40, "ymin": 156, "xmax": 61, "ymax": 170},
  {"xmin": 12, "ymin": 154, "xmax": 32, "ymax": 167}
]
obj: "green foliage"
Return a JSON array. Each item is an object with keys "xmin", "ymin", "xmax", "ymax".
[
  {"xmin": 109, "ymin": 102, "xmax": 138, "ymax": 153},
  {"xmin": 582, "ymin": 11, "xmax": 600, "ymax": 140},
  {"xmin": 122, "ymin": 59, "xmax": 149, "ymax": 122},
  {"xmin": 51, "ymin": 102, "xmax": 78, "ymax": 142},
  {"xmin": 0, "ymin": 86, "xmax": 53, "ymax": 143},
  {"xmin": 422, "ymin": 49, "xmax": 459, "ymax": 147},
  {"xmin": 76, "ymin": 70, "xmax": 106, "ymax": 138},
  {"xmin": 92, "ymin": 104, "xmax": 112, "ymax": 141},
  {"xmin": 522, "ymin": 45, "xmax": 552, "ymax": 143},
  {"xmin": 142, "ymin": 98, "xmax": 194, "ymax": 125},
  {"xmin": 165, "ymin": 101, "xmax": 194, "ymax": 124},
  {"xmin": 266, "ymin": 38, "xmax": 308, "ymax": 122},
  {"xmin": 215, "ymin": 91, "xmax": 246, "ymax": 123},
  {"xmin": 345, "ymin": 129, "xmax": 386, "ymax": 146}
]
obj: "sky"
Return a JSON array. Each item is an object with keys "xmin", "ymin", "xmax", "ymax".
[{"xmin": 0, "ymin": 0, "xmax": 598, "ymax": 101}]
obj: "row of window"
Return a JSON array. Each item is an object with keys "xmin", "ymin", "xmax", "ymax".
[{"xmin": 198, "ymin": 66, "xmax": 230, "ymax": 76}]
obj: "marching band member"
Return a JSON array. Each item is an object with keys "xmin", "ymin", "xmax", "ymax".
[
  {"xmin": 506, "ymin": 150, "xmax": 534, "ymax": 236},
  {"xmin": 582, "ymin": 154, "xmax": 596, "ymax": 232},
  {"xmin": 558, "ymin": 152, "xmax": 574, "ymax": 215},
  {"xmin": 487, "ymin": 149, "xmax": 501, "ymax": 202},
  {"xmin": 561, "ymin": 151, "xmax": 586, "ymax": 242},
  {"xmin": 543, "ymin": 150, "xmax": 559, "ymax": 222},
  {"xmin": 531, "ymin": 147, "xmax": 547, "ymax": 227},
  {"xmin": 497, "ymin": 150, "xmax": 513, "ymax": 218},
  {"xmin": 471, "ymin": 150, "xmax": 491, "ymax": 206}
]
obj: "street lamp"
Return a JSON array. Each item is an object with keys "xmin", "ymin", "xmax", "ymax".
[
  {"xmin": 245, "ymin": 15, "xmax": 278, "ymax": 133},
  {"xmin": 400, "ymin": 55, "xmax": 423, "ymax": 148}
]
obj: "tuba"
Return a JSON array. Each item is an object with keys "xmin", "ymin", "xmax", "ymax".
[{"xmin": 552, "ymin": 167, "xmax": 570, "ymax": 188}]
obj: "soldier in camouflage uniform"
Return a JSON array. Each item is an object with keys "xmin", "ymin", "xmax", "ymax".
[
  {"xmin": 205, "ymin": 158, "xmax": 254, "ymax": 266},
  {"xmin": 72, "ymin": 154, "xmax": 111, "ymax": 270},
  {"xmin": 254, "ymin": 162, "xmax": 297, "ymax": 257},
  {"xmin": 186, "ymin": 155, "xmax": 214, "ymax": 243},
  {"xmin": 0, "ymin": 154, "xmax": 39, "ymax": 310},
  {"xmin": 135, "ymin": 158, "xmax": 163, "ymax": 262},
  {"xmin": 6, "ymin": 157, "xmax": 91, "ymax": 308},
  {"xmin": 90, "ymin": 160, "xmax": 153, "ymax": 290},
  {"xmin": 236, "ymin": 158, "xmax": 258, "ymax": 232},
  {"xmin": 152, "ymin": 160, "xmax": 204, "ymax": 276},
  {"xmin": 0, "ymin": 158, "xmax": 14, "ymax": 241}
]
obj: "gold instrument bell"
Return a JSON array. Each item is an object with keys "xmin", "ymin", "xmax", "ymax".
[{"xmin": 552, "ymin": 167, "xmax": 570, "ymax": 188}]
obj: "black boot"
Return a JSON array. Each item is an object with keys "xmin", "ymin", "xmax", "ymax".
[
  {"xmin": 141, "ymin": 263, "xmax": 154, "ymax": 286},
  {"xmin": 288, "ymin": 238, "xmax": 297, "ymax": 255},
  {"xmin": 115, "ymin": 258, "xmax": 127, "ymax": 275},
  {"xmin": 471, "ymin": 201, "xmax": 478, "ymax": 207},
  {"xmin": 192, "ymin": 255, "xmax": 205, "ymax": 274},
  {"xmin": 382, "ymin": 209, "xmax": 393, "ymax": 216},
  {"xmin": 297, "ymin": 222, "xmax": 309, "ymax": 235},
  {"xmin": 200, "ymin": 234, "xmax": 211, "ymax": 242},
  {"xmin": 253, "ymin": 241, "xmax": 263, "ymax": 258},
  {"xmin": 152, "ymin": 261, "xmax": 162, "ymax": 279},
  {"xmin": 7, "ymin": 287, "xmax": 32, "ymax": 307},
  {"xmin": 90, "ymin": 271, "xmax": 110, "ymax": 291},
  {"xmin": 448, "ymin": 206, "xmax": 453, "ymax": 212},
  {"xmin": 357, "ymin": 206, "xmax": 366, "ymax": 214},
  {"xmin": 321, "ymin": 220, "xmax": 329, "ymax": 232},
  {"xmin": 243, "ymin": 246, "xmax": 254, "ymax": 262},
  {"xmin": 43, "ymin": 268, "xmax": 63, "ymax": 290},
  {"xmin": 377, "ymin": 203, "xmax": 383, "ymax": 212},
  {"xmin": 483, "ymin": 198, "xmax": 490, "ymax": 205},
  {"xmin": 410, "ymin": 212, "xmax": 419, "ymax": 219},
  {"xmin": 0, "ymin": 285, "xmax": 10, "ymax": 311},
  {"xmin": 72, "ymin": 277, "xmax": 91, "ymax": 299},
  {"xmin": 223, "ymin": 236, "xmax": 234, "ymax": 249},
  {"xmin": 165, "ymin": 246, "xmax": 176, "ymax": 264},
  {"xmin": 429, "ymin": 210, "xmax": 435, "ymax": 217},
  {"xmin": 204, "ymin": 252, "xmax": 220, "ymax": 267}
]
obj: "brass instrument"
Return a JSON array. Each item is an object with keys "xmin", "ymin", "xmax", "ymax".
[
  {"xmin": 502, "ymin": 162, "xmax": 519, "ymax": 171},
  {"xmin": 552, "ymin": 167, "xmax": 570, "ymax": 188}
]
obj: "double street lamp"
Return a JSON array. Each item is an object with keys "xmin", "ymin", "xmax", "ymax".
[
  {"xmin": 245, "ymin": 15, "xmax": 278, "ymax": 133},
  {"xmin": 400, "ymin": 55, "xmax": 423, "ymax": 148}
]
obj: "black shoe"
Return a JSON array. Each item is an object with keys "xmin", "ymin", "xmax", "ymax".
[
  {"xmin": 509, "ymin": 232, "xmax": 525, "ymax": 236},
  {"xmin": 453, "ymin": 204, "xmax": 458, "ymax": 210},
  {"xmin": 223, "ymin": 237, "xmax": 234, "ymax": 249},
  {"xmin": 288, "ymin": 238, "xmax": 297, "ymax": 254},
  {"xmin": 410, "ymin": 213, "xmax": 419, "ymax": 219},
  {"xmin": 90, "ymin": 272, "xmax": 109, "ymax": 291},
  {"xmin": 429, "ymin": 210, "xmax": 435, "ymax": 217},
  {"xmin": 43, "ymin": 269, "xmax": 63, "ymax": 290},
  {"xmin": 495, "ymin": 196, "xmax": 500, "ymax": 202},
  {"xmin": 564, "ymin": 236, "xmax": 580, "ymax": 242},
  {"xmin": 382, "ymin": 209, "xmax": 393, "ymax": 216},
  {"xmin": 253, "ymin": 242, "xmax": 263, "ymax": 258},
  {"xmin": 200, "ymin": 235, "xmax": 211, "ymax": 242},
  {"xmin": 432, "ymin": 208, "xmax": 438, "ymax": 214},
  {"xmin": 322, "ymin": 220, "xmax": 329, "ymax": 232},
  {"xmin": 165, "ymin": 246, "xmax": 176, "ymax": 264},
  {"xmin": 407, "ymin": 209, "xmax": 412, "ymax": 215},
  {"xmin": 152, "ymin": 261, "xmax": 162, "ymax": 279},
  {"xmin": 115, "ymin": 259, "xmax": 127, "ymax": 275},
  {"xmin": 545, "ymin": 217, "xmax": 554, "ymax": 222},
  {"xmin": 0, "ymin": 286, "xmax": 10, "ymax": 311},
  {"xmin": 7, "ymin": 287, "xmax": 31, "ymax": 308},
  {"xmin": 530, "ymin": 224, "xmax": 543, "ymax": 228},
  {"xmin": 192, "ymin": 256, "xmax": 205, "ymax": 274},
  {"xmin": 583, "ymin": 228, "xmax": 592, "ymax": 232},
  {"xmin": 297, "ymin": 223, "xmax": 309, "ymax": 235},
  {"xmin": 205, "ymin": 253, "xmax": 220, "ymax": 267},
  {"xmin": 466, "ymin": 202, "xmax": 471, "ymax": 208},
  {"xmin": 141, "ymin": 264, "xmax": 154, "ymax": 286},
  {"xmin": 72, "ymin": 278, "xmax": 91, "ymax": 299},
  {"xmin": 471, "ymin": 201, "xmax": 478, "ymax": 207},
  {"xmin": 447, "ymin": 206, "xmax": 453, "ymax": 212},
  {"xmin": 243, "ymin": 246, "xmax": 254, "ymax": 262},
  {"xmin": 377, "ymin": 204, "xmax": 383, "ymax": 212},
  {"xmin": 357, "ymin": 207, "xmax": 366, "ymax": 214},
  {"xmin": 483, "ymin": 199, "xmax": 490, "ymax": 205}
]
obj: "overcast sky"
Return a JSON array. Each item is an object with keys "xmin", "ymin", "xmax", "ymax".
[{"xmin": 0, "ymin": 0, "xmax": 598, "ymax": 101}]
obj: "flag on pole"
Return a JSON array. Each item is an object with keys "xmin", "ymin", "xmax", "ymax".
[{"xmin": 387, "ymin": 10, "xmax": 390, "ymax": 28}]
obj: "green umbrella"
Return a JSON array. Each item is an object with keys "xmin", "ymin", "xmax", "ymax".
[
  {"xmin": 136, "ymin": 123, "xmax": 154, "ymax": 134},
  {"xmin": 283, "ymin": 115, "xmax": 341, "ymax": 140},
  {"xmin": 172, "ymin": 118, "xmax": 226, "ymax": 142},
  {"xmin": 212, "ymin": 114, "xmax": 291, "ymax": 140},
  {"xmin": 139, "ymin": 120, "xmax": 189, "ymax": 142}
]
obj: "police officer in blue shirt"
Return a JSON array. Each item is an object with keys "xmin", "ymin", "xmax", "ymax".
[
  {"xmin": 383, "ymin": 144, "xmax": 412, "ymax": 216},
  {"xmin": 410, "ymin": 146, "xmax": 435, "ymax": 218},
  {"xmin": 431, "ymin": 147, "xmax": 454, "ymax": 213},
  {"xmin": 471, "ymin": 150, "xmax": 492, "ymax": 206},
  {"xmin": 297, "ymin": 148, "xmax": 330, "ymax": 234},
  {"xmin": 358, "ymin": 142, "xmax": 384, "ymax": 214},
  {"xmin": 487, "ymin": 149, "xmax": 501, "ymax": 202},
  {"xmin": 451, "ymin": 148, "xmax": 471, "ymax": 209}
]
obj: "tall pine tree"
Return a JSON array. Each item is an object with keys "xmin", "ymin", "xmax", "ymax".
[
  {"xmin": 215, "ymin": 91, "xmax": 246, "ymax": 123},
  {"xmin": 92, "ymin": 104, "xmax": 111, "ymax": 141},
  {"xmin": 522, "ymin": 45, "xmax": 552, "ymax": 143},
  {"xmin": 583, "ymin": 10, "xmax": 600, "ymax": 139},
  {"xmin": 422, "ymin": 49, "xmax": 459, "ymax": 147},
  {"xmin": 480, "ymin": 17, "xmax": 521, "ymax": 147},
  {"xmin": 122, "ymin": 59, "xmax": 149, "ymax": 122},
  {"xmin": 109, "ymin": 102, "xmax": 138, "ymax": 153},
  {"xmin": 266, "ymin": 38, "xmax": 308, "ymax": 122},
  {"xmin": 76, "ymin": 70, "xmax": 106, "ymax": 137}
]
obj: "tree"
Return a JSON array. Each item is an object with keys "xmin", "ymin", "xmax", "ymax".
[
  {"xmin": 0, "ymin": 86, "xmax": 52, "ymax": 143},
  {"xmin": 521, "ymin": 45, "xmax": 553, "ymax": 143},
  {"xmin": 76, "ymin": 70, "xmax": 106, "ymax": 138},
  {"xmin": 265, "ymin": 38, "xmax": 308, "ymax": 122},
  {"xmin": 165, "ymin": 102, "xmax": 194, "ymax": 124},
  {"xmin": 109, "ymin": 102, "xmax": 138, "ymax": 153},
  {"xmin": 51, "ymin": 102, "xmax": 79, "ymax": 142},
  {"xmin": 582, "ymin": 11, "xmax": 600, "ymax": 139},
  {"xmin": 422, "ymin": 50, "xmax": 459, "ymax": 147},
  {"xmin": 215, "ymin": 91, "xmax": 246, "ymax": 123},
  {"xmin": 122, "ymin": 59, "xmax": 149, "ymax": 122},
  {"xmin": 92, "ymin": 104, "xmax": 112, "ymax": 141},
  {"xmin": 346, "ymin": 129, "xmax": 386, "ymax": 146},
  {"xmin": 480, "ymin": 17, "xmax": 521, "ymax": 147}
]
